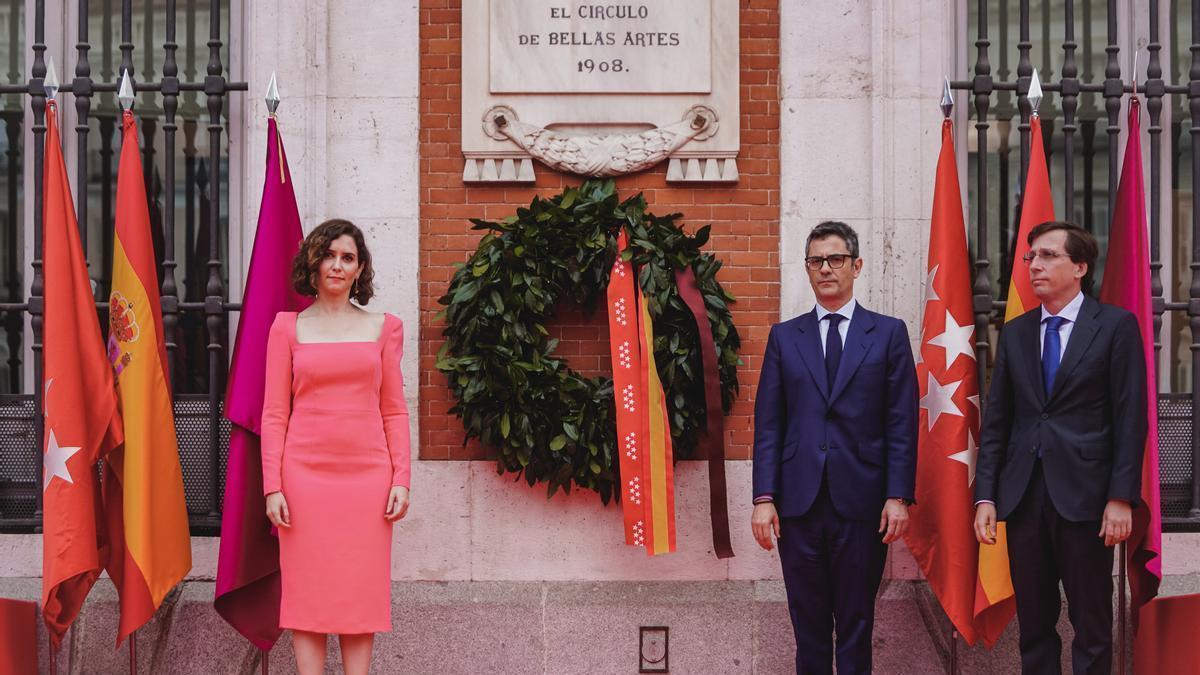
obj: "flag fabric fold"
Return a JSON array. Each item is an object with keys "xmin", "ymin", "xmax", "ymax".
[
  {"xmin": 215, "ymin": 116, "xmax": 311, "ymax": 649},
  {"xmin": 40, "ymin": 100, "xmax": 125, "ymax": 650},
  {"xmin": 905, "ymin": 118, "xmax": 1013, "ymax": 647},
  {"xmin": 606, "ymin": 231, "xmax": 676, "ymax": 555},
  {"xmin": 1099, "ymin": 95, "xmax": 1162, "ymax": 627},
  {"xmin": 105, "ymin": 109, "xmax": 193, "ymax": 645}
]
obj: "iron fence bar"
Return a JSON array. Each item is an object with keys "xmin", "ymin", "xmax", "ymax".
[
  {"xmin": 1191, "ymin": 0, "xmax": 1200, "ymax": 519},
  {"xmin": 4, "ymin": 111, "xmax": 21, "ymax": 391},
  {"xmin": 1017, "ymin": 0, "xmax": 1032, "ymax": 192},
  {"xmin": 204, "ymin": 0, "xmax": 227, "ymax": 519},
  {"xmin": 973, "ymin": 0, "xmax": 994, "ymax": 388},
  {"xmin": 1104, "ymin": 0, "xmax": 1121, "ymax": 222},
  {"xmin": 1061, "ymin": 0, "xmax": 1078, "ymax": 219},
  {"xmin": 75, "ymin": 0, "xmax": 91, "ymax": 248},
  {"xmin": 1083, "ymin": 119, "xmax": 1096, "ymax": 231},
  {"xmin": 100, "ymin": 116, "xmax": 113, "ymax": 281},
  {"xmin": 1148, "ymin": 0, "xmax": 1165, "ymax": 374},
  {"xmin": 120, "ymin": 0, "xmax": 133, "ymax": 80},
  {"xmin": 30, "ymin": 0, "xmax": 47, "ymax": 530},
  {"xmin": 163, "ymin": 0, "xmax": 181, "ymax": 388}
]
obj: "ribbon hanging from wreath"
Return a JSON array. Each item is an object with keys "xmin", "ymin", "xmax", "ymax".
[{"xmin": 436, "ymin": 180, "xmax": 740, "ymax": 558}]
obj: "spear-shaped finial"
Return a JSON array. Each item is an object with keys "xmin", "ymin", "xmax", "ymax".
[
  {"xmin": 265, "ymin": 72, "xmax": 280, "ymax": 115},
  {"xmin": 118, "ymin": 70, "xmax": 135, "ymax": 111},
  {"xmin": 44, "ymin": 56, "xmax": 59, "ymax": 101},
  {"xmin": 940, "ymin": 77, "xmax": 954, "ymax": 118},
  {"xmin": 1028, "ymin": 68, "xmax": 1044, "ymax": 117}
]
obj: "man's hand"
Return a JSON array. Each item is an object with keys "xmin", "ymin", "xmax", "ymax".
[
  {"xmin": 1099, "ymin": 499, "xmax": 1133, "ymax": 547},
  {"xmin": 974, "ymin": 502, "xmax": 997, "ymax": 545},
  {"xmin": 265, "ymin": 491, "xmax": 290, "ymax": 529},
  {"xmin": 879, "ymin": 499, "xmax": 909, "ymax": 544},
  {"xmin": 751, "ymin": 502, "xmax": 781, "ymax": 551}
]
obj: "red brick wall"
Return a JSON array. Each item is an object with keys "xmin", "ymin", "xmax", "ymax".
[{"xmin": 419, "ymin": 0, "xmax": 780, "ymax": 461}]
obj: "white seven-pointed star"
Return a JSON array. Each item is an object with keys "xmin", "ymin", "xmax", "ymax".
[
  {"xmin": 922, "ymin": 265, "xmax": 941, "ymax": 311},
  {"xmin": 927, "ymin": 311, "xmax": 976, "ymax": 368},
  {"xmin": 920, "ymin": 373, "xmax": 964, "ymax": 431},
  {"xmin": 43, "ymin": 429, "xmax": 81, "ymax": 491},
  {"xmin": 948, "ymin": 430, "xmax": 978, "ymax": 486}
]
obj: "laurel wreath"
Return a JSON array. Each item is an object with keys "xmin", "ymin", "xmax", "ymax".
[{"xmin": 435, "ymin": 180, "xmax": 741, "ymax": 502}]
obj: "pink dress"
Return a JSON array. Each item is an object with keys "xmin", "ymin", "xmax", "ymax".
[{"xmin": 260, "ymin": 311, "xmax": 411, "ymax": 634}]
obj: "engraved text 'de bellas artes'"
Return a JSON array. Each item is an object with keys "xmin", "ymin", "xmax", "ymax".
[{"xmin": 461, "ymin": 0, "xmax": 740, "ymax": 183}]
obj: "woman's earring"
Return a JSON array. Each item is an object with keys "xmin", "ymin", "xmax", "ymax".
[{"xmin": 352, "ymin": 276, "xmax": 359, "ymax": 297}]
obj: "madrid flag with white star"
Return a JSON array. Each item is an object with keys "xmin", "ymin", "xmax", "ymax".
[
  {"xmin": 903, "ymin": 118, "xmax": 1014, "ymax": 647},
  {"xmin": 40, "ymin": 100, "xmax": 124, "ymax": 649}
]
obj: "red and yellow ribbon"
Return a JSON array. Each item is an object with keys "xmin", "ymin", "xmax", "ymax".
[{"xmin": 607, "ymin": 231, "xmax": 676, "ymax": 555}]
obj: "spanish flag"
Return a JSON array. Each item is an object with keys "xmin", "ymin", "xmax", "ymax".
[
  {"xmin": 104, "ymin": 109, "xmax": 192, "ymax": 644},
  {"xmin": 973, "ymin": 114, "xmax": 1056, "ymax": 637}
]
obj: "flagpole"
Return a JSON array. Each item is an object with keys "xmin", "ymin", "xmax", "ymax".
[
  {"xmin": 129, "ymin": 631, "xmax": 137, "ymax": 675},
  {"xmin": 261, "ymin": 649, "xmax": 269, "ymax": 674},
  {"xmin": 950, "ymin": 630, "xmax": 959, "ymax": 675},
  {"xmin": 49, "ymin": 646, "xmax": 56, "ymax": 674},
  {"xmin": 1119, "ymin": 540, "xmax": 1127, "ymax": 675}
]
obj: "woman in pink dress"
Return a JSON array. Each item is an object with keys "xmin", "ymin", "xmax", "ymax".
[{"xmin": 261, "ymin": 218, "xmax": 411, "ymax": 675}]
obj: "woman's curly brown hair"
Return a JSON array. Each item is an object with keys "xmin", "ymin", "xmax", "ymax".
[{"xmin": 291, "ymin": 218, "xmax": 376, "ymax": 305}]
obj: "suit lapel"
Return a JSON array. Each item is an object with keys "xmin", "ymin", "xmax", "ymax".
[
  {"xmin": 792, "ymin": 311, "xmax": 830, "ymax": 402},
  {"xmin": 829, "ymin": 308, "xmax": 876, "ymax": 405},
  {"xmin": 1047, "ymin": 295, "xmax": 1102, "ymax": 403}
]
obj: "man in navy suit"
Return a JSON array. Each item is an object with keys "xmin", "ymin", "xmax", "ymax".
[
  {"xmin": 752, "ymin": 221, "xmax": 918, "ymax": 675},
  {"xmin": 974, "ymin": 221, "xmax": 1147, "ymax": 674}
]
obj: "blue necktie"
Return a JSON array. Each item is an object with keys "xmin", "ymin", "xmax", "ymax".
[
  {"xmin": 1042, "ymin": 315, "xmax": 1067, "ymax": 397},
  {"xmin": 825, "ymin": 314, "xmax": 844, "ymax": 390}
]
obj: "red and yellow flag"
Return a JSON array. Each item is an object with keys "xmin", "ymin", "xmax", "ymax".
[
  {"xmin": 1004, "ymin": 116, "xmax": 1057, "ymax": 321},
  {"xmin": 607, "ymin": 231, "xmax": 676, "ymax": 555},
  {"xmin": 40, "ymin": 100, "xmax": 124, "ymax": 650},
  {"xmin": 973, "ymin": 114, "xmax": 1057, "ymax": 638},
  {"xmin": 104, "ymin": 109, "xmax": 192, "ymax": 644}
]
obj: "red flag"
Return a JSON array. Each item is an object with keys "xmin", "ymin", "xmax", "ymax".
[
  {"xmin": 214, "ymin": 116, "xmax": 311, "ymax": 648},
  {"xmin": 905, "ymin": 118, "xmax": 1013, "ymax": 646},
  {"xmin": 40, "ymin": 100, "xmax": 124, "ymax": 649},
  {"xmin": 1099, "ymin": 95, "xmax": 1162, "ymax": 625}
]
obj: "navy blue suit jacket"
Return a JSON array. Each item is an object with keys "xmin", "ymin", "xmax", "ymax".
[{"xmin": 752, "ymin": 306, "xmax": 919, "ymax": 520}]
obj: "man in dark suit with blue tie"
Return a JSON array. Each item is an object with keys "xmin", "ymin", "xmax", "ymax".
[
  {"xmin": 974, "ymin": 221, "xmax": 1147, "ymax": 675},
  {"xmin": 751, "ymin": 221, "xmax": 919, "ymax": 675}
]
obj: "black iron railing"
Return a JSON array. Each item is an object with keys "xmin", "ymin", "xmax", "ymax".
[
  {"xmin": 957, "ymin": 0, "xmax": 1199, "ymax": 531},
  {"xmin": 0, "ymin": 0, "xmax": 245, "ymax": 535}
]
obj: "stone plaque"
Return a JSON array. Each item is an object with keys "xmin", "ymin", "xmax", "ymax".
[
  {"xmin": 462, "ymin": 0, "xmax": 739, "ymax": 183},
  {"xmin": 489, "ymin": 1, "xmax": 712, "ymax": 94}
]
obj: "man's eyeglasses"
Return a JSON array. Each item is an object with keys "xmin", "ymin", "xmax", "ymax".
[
  {"xmin": 805, "ymin": 254, "xmax": 856, "ymax": 271},
  {"xmin": 1021, "ymin": 249, "xmax": 1069, "ymax": 264}
]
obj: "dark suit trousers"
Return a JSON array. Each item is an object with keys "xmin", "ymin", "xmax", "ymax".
[
  {"xmin": 778, "ymin": 477, "xmax": 887, "ymax": 675},
  {"xmin": 1007, "ymin": 461, "xmax": 1114, "ymax": 675}
]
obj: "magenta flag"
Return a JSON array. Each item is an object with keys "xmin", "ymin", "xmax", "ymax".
[
  {"xmin": 214, "ymin": 117, "xmax": 311, "ymax": 649},
  {"xmin": 1099, "ymin": 94, "xmax": 1162, "ymax": 628}
]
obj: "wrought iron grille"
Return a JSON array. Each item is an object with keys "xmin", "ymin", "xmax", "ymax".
[
  {"xmin": 0, "ymin": 0, "xmax": 245, "ymax": 535},
  {"xmin": 957, "ymin": 0, "xmax": 1200, "ymax": 531}
]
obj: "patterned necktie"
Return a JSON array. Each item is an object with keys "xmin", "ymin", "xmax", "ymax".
[
  {"xmin": 825, "ymin": 314, "xmax": 845, "ymax": 390},
  {"xmin": 1042, "ymin": 315, "xmax": 1067, "ymax": 397}
]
